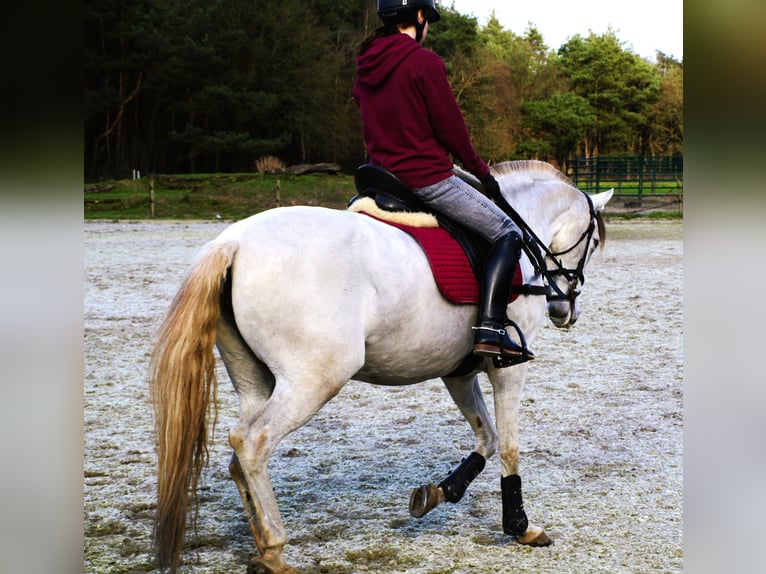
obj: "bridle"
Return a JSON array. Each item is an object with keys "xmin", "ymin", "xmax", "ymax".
[{"xmin": 496, "ymin": 192, "xmax": 599, "ymax": 304}]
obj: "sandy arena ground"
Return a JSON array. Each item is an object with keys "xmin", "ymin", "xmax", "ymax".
[{"xmin": 84, "ymin": 217, "xmax": 682, "ymax": 573}]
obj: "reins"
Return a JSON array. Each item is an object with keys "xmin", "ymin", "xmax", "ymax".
[{"xmin": 492, "ymin": 190, "xmax": 598, "ymax": 303}]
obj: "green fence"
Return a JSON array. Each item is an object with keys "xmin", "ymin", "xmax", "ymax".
[{"xmin": 569, "ymin": 155, "xmax": 683, "ymax": 208}]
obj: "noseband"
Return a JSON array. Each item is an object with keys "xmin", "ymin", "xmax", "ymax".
[{"xmin": 495, "ymin": 191, "xmax": 598, "ymax": 304}]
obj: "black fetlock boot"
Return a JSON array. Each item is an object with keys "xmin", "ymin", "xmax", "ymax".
[{"xmin": 472, "ymin": 232, "xmax": 535, "ymax": 366}]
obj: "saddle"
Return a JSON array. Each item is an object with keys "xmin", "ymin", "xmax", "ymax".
[{"xmin": 350, "ymin": 164, "xmax": 491, "ymax": 283}]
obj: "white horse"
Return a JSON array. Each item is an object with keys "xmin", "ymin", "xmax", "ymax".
[{"xmin": 150, "ymin": 160, "xmax": 612, "ymax": 573}]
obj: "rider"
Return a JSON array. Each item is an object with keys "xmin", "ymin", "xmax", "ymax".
[{"xmin": 353, "ymin": 0, "xmax": 534, "ymax": 365}]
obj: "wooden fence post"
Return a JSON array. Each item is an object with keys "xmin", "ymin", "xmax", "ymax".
[{"xmin": 150, "ymin": 176, "xmax": 155, "ymax": 218}]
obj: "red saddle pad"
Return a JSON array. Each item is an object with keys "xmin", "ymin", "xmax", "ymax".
[{"xmin": 367, "ymin": 214, "xmax": 521, "ymax": 305}]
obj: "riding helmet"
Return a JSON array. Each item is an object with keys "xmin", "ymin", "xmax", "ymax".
[{"xmin": 377, "ymin": 0, "xmax": 441, "ymax": 23}]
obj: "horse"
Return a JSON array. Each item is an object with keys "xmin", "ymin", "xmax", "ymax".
[{"xmin": 149, "ymin": 160, "xmax": 613, "ymax": 573}]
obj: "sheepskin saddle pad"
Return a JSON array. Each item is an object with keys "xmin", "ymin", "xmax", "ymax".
[{"xmin": 348, "ymin": 196, "xmax": 521, "ymax": 305}]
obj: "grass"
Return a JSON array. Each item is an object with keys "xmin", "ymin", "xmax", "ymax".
[
  {"xmin": 84, "ymin": 172, "xmax": 357, "ymax": 220},
  {"xmin": 84, "ymin": 172, "xmax": 682, "ymax": 220},
  {"xmin": 576, "ymin": 179, "xmax": 682, "ymax": 196},
  {"xmin": 609, "ymin": 210, "xmax": 683, "ymax": 220}
]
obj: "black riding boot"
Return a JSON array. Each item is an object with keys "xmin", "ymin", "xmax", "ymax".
[{"xmin": 472, "ymin": 232, "xmax": 535, "ymax": 365}]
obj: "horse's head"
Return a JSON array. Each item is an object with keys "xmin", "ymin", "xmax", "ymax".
[
  {"xmin": 465, "ymin": 161, "xmax": 613, "ymax": 330},
  {"xmin": 545, "ymin": 188, "xmax": 612, "ymax": 329}
]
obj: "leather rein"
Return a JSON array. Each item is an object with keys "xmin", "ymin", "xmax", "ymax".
[{"xmin": 493, "ymin": 191, "xmax": 598, "ymax": 304}]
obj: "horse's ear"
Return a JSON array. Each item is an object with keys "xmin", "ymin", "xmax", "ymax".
[{"xmin": 590, "ymin": 188, "xmax": 614, "ymax": 212}]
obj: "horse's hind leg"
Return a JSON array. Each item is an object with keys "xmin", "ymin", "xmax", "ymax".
[
  {"xmin": 228, "ymin": 373, "xmax": 347, "ymax": 574},
  {"xmin": 409, "ymin": 374, "xmax": 498, "ymax": 518},
  {"xmin": 216, "ymin": 311, "xmax": 279, "ymax": 564},
  {"xmin": 229, "ymin": 453, "xmax": 267, "ymax": 551}
]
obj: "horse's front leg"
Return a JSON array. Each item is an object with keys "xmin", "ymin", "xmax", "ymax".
[
  {"xmin": 409, "ymin": 374, "xmax": 497, "ymax": 518},
  {"xmin": 490, "ymin": 364, "xmax": 552, "ymax": 546}
]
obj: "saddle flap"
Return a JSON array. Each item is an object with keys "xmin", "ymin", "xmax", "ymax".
[{"xmin": 374, "ymin": 192, "xmax": 414, "ymax": 213}]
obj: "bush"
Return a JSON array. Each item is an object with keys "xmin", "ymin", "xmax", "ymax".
[{"xmin": 254, "ymin": 156, "xmax": 285, "ymax": 174}]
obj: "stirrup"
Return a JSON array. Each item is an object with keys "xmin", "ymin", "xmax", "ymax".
[
  {"xmin": 496, "ymin": 320, "xmax": 535, "ymax": 366},
  {"xmin": 472, "ymin": 323, "xmax": 535, "ymax": 368},
  {"xmin": 492, "ymin": 349, "xmax": 534, "ymax": 368}
]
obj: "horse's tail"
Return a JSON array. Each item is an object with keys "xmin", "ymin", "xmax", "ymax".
[{"xmin": 149, "ymin": 239, "xmax": 239, "ymax": 572}]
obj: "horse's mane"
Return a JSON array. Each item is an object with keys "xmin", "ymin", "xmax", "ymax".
[
  {"xmin": 490, "ymin": 160, "xmax": 576, "ymax": 187},
  {"xmin": 490, "ymin": 160, "xmax": 607, "ymax": 249}
]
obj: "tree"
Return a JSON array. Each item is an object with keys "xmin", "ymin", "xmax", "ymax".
[
  {"xmin": 425, "ymin": 3, "xmax": 482, "ymax": 61},
  {"xmin": 520, "ymin": 91, "xmax": 594, "ymax": 168},
  {"xmin": 456, "ymin": 17, "xmax": 564, "ymax": 163},
  {"xmin": 85, "ymin": 0, "xmax": 158, "ymax": 178},
  {"xmin": 84, "ymin": 0, "xmax": 678, "ymax": 179},
  {"xmin": 647, "ymin": 52, "xmax": 683, "ymax": 155},
  {"xmin": 85, "ymin": 0, "xmax": 369, "ymax": 178},
  {"xmin": 557, "ymin": 30, "xmax": 661, "ymax": 156}
]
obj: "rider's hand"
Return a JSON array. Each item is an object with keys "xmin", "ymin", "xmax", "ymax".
[{"xmin": 480, "ymin": 173, "xmax": 501, "ymax": 202}]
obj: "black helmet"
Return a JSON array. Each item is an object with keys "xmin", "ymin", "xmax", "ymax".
[{"xmin": 377, "ymin": 0, "xmax": 441, "ymax": 23}]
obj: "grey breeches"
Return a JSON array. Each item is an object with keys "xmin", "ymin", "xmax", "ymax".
[{"xmin": 413, "ymin": 175, "xmax": 519, "ymax": 242}]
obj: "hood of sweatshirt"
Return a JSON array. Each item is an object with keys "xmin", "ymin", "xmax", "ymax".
[{"xmin": 355, "ymin": 34, "xmax": 422, "ymax": 90}]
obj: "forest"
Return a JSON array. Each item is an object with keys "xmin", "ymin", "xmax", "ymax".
[{"xmin": 84, "ymin": 0, "xmax": 683, "ymax": 182}]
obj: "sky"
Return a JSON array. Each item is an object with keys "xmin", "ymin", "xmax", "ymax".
[{"xmin": 445, "ymin": 0, "xmax": 683, "ymax": 62}]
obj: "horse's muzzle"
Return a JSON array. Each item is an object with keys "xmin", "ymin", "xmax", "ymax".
[{"xmin": 548, "ymin": 300, "xmax": 579, "ymax": 328}]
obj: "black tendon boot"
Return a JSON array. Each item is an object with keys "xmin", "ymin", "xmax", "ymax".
[
  {"xmin": 501, "ymin": 474, "xmax": 529, "ymax": 536},
  {"xmin": 473, "ymin": 232, "xmax": 535, "ymax": 366}
]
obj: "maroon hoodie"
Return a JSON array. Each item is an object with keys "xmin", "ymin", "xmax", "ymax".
[{"xmin": 353, "ymin": 33, "xmax": 490, "ymax": 189}]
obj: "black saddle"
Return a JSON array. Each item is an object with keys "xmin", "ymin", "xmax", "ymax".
[{"xmin": 351, "ymin": 164, "xmax": 491, "ymax": 279}]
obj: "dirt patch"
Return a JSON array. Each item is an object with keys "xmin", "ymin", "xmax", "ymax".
[{"xmin": 84, "ymin": 218, "xmax": 682, "ymax": 573}]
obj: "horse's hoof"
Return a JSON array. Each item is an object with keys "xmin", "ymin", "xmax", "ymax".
[
  {"xmin": 517, "ymin": 528, "xmax": 553, "ymax": 547},
  {"xmin": 409, "ymin": 483, "xmax": 444, "ymax": 518},
  {"xmin": 248, "ymin": 555, "xmax": 302, "ymax": 574}
]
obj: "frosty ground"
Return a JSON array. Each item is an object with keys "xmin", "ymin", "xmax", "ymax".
[{"xmin": 84, "ymin": 218, "xmax": 682, "ymax": 573}]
